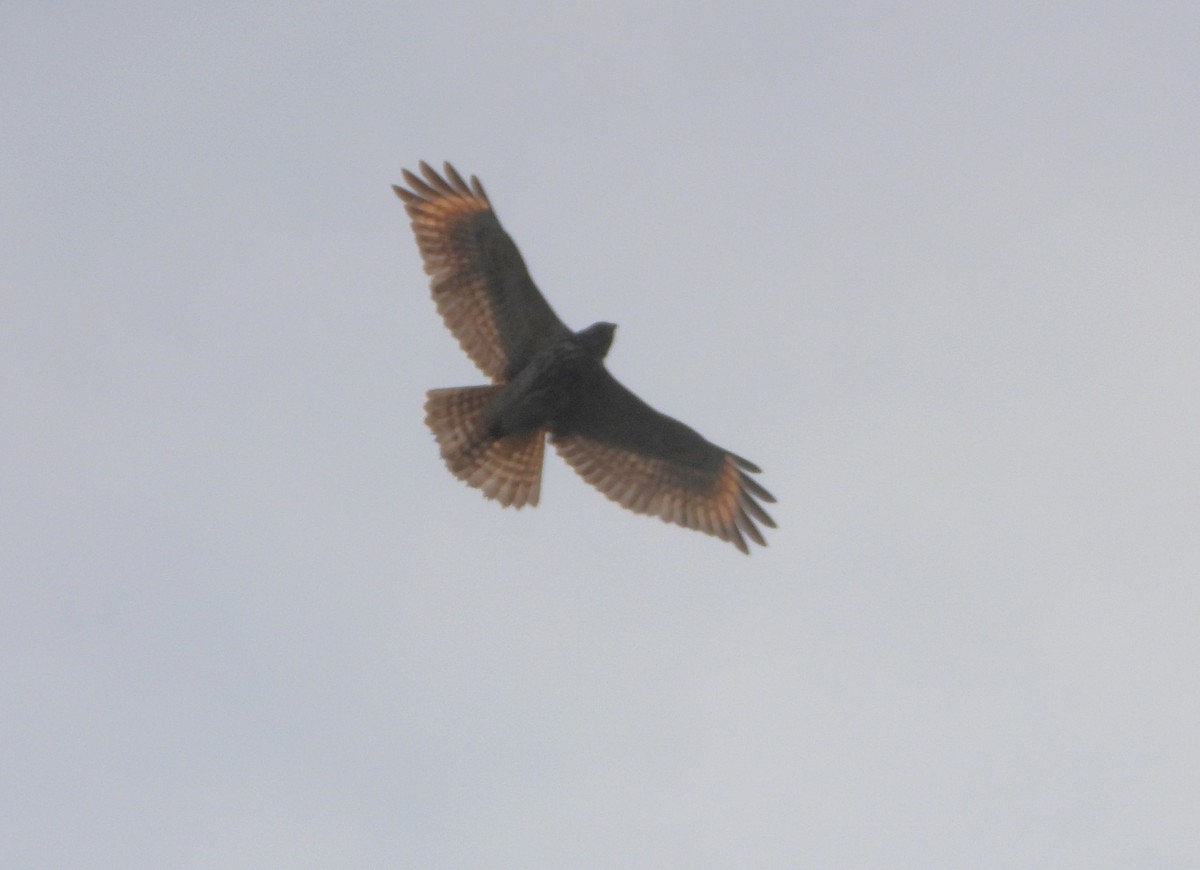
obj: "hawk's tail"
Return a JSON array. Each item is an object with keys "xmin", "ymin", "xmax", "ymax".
[{"xmin": 424, "ymin": 386, "xmax": 545, "ymax": 509}]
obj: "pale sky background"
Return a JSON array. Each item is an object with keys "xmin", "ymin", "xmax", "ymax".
[{"xmin": 4, "ymin": 3, "xmax": 1199, "ymax": 868}]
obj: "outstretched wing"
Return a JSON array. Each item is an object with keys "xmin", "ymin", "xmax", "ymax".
[
  {"xmin": 552, "ymin": 370, "xmax": 775, "ymax": 553},
  {"xmin": 394, "ymin": 162, "xmax": 571, "ymax": 382}
]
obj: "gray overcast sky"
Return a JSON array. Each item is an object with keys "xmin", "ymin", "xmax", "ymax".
[{"xmin": 4, "ymin": 2, "xmax": 1198, "ymax": 867}]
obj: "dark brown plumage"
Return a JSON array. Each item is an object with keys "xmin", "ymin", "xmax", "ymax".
[{"xmin": 394, "ymin": 162, "xmax": 775, "ymax": 553}]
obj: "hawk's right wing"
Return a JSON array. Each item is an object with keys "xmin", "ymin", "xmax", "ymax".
[
  {"xmin": 394, "ymin": 162, "xmax": 571, "ymax": 382},
  {"xmin": 552, "ymin": 370, "xmax": 775, "ymax": 553}
]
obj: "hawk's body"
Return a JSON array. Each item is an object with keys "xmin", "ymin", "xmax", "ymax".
[
  {"xmin": 395, "ymin": 162, "xmax": 775, "ymax": 553},
  {"xmin": 486, "ymin": 322, "xmax": 616, "ymax": 439}
]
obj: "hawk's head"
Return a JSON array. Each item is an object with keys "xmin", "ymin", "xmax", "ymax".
[{"xmin": 577, "ymin": 322, "xmax": 616, "ymax": 360}]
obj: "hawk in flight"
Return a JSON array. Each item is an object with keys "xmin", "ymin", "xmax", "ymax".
[{"xmin": 394, "ymin": 163, "xmax": 775, "ymax": 553}]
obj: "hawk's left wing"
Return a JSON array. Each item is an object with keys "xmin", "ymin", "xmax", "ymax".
[
  {"xmin": 394, "ymin": 162, "xmax": 571, "ymax": 382},
  {"xmin": 552, "ymin": 370, "xmax": 775, "ymax": 553}
]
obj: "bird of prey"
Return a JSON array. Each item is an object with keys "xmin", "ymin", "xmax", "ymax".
[{"xmin": 394, "ymin": 162, "xmax": 775, "ymax": 553}]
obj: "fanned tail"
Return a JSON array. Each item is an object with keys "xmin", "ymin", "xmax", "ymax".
[{"xmin": 423, "ymin": 386, "xmax": 545, "ymax": 508}]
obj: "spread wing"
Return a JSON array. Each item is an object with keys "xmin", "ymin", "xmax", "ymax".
[
  {"xmin": 393, "ymin": 162, "xmax": 571, "ymax": 382},
  {"xmin": 552, "ymin": 370, "xmax": 776, "ymax": 553}
]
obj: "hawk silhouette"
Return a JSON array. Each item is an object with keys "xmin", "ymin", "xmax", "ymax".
[{"xmin": 394, "ymin": 162, "xmax": 775, "ymax": 553}]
